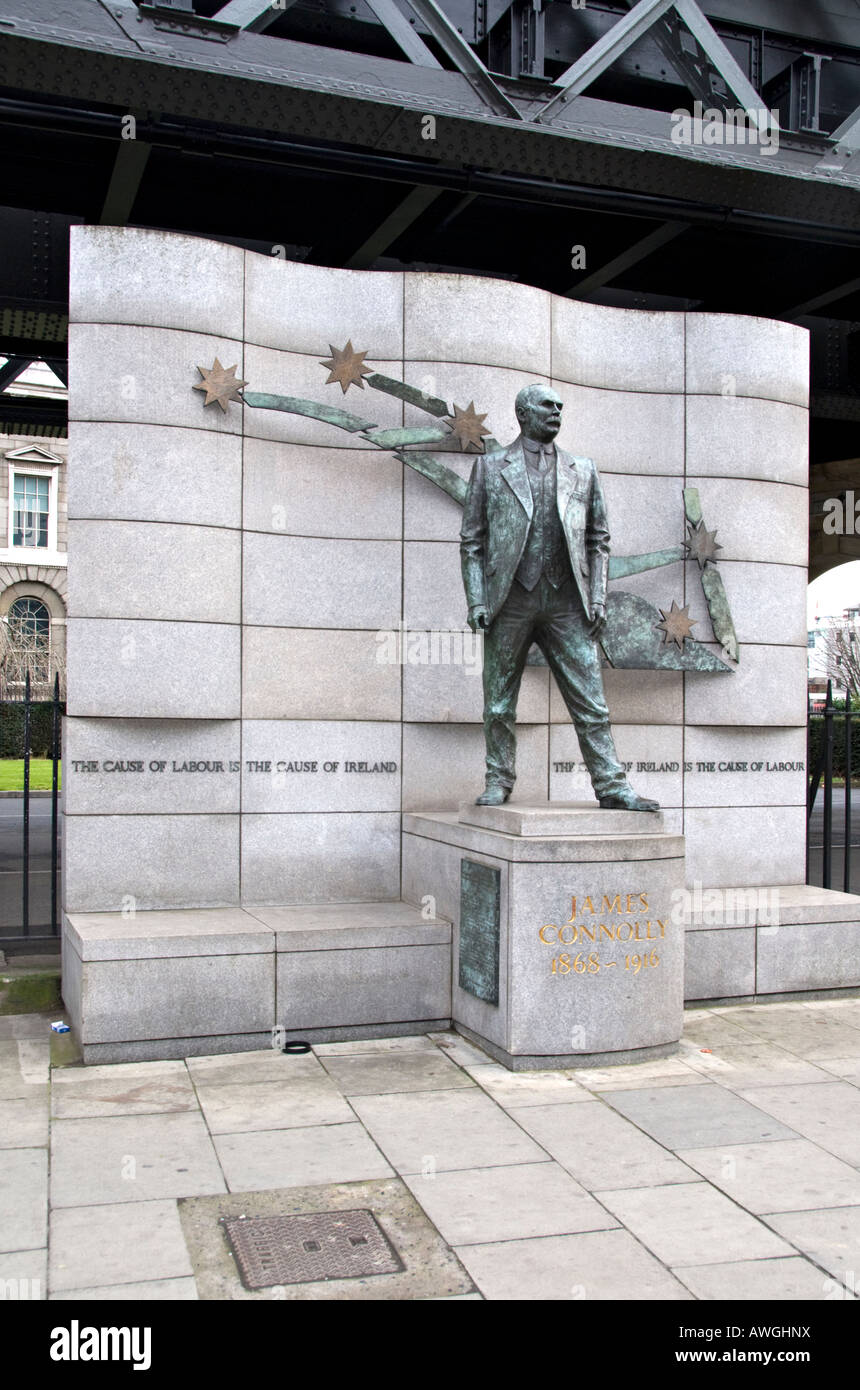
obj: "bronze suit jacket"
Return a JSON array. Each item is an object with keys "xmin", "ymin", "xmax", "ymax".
[{"xmin": 459, "ymin": 436, "xmax": 611, "ymax": 625}]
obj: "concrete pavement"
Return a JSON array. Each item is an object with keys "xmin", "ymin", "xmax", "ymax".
[{"xmin": 2, "ymin": 998, "xmax": 860, "ymax": 1301}]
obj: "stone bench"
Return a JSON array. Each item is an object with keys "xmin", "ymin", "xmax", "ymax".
[{"xmin": 63, "ymin": 902, "xmax": 451, "ymax": 1063}]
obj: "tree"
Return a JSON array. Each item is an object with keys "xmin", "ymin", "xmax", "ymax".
[{"xmin": 816, "ymin": 619, "xmax": 860, "ymax": 703}]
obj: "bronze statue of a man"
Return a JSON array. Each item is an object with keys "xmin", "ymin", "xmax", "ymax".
[{"xmin": 460, "ymin": 383, "xmax": 658, "ymax": 812}]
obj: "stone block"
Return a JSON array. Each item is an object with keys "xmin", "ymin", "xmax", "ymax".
[
  {"xmin": 552, "ymin": 383, "xmax": 684, "ymax": 476},
  {"xmin": 242, "ymin": 344, "xmax": 403, "ymax": 447},
  {"xmin": 67, "ymin": 619, "xmax": 240, "ymax": 719},
  {"xmin": 685, "ymin": 561, "xmax": 807, "ymax": 649},
  {"xmin": 64, "ymin": 815, "xmax": 240, "ymax": 912},
  {"xmin": 404, "ymin": 272, "xmax": 550, "ymax": 372},
  {"xmin": 550, "ymin": 667, "xmax": 683, "ymax": 725},
  {"xmin": 684, "ymin": 926, "xmax": 756, "ymax": 1000},
  {"xmin": 68, "ymin": 520, "xmax": 241, "ymax": 623},
  {"xmin": 252, "ymin": 901, "xmax": 451, "ymax": 951},
  {"xmin": 756, "ymin": 921, "xmax": 860, "ymax": 994},
  {"xmin": 683, "ymin": 727, "xmax": 807, "ymax": 808},
  {"xmin": 68, "ymin": 422, "xmax": 242, "ymax": 528},
  {"xmin": 241, "ymin": 626, "xmax": 401, "ymax": 721},
  {"xmin": 403, "ymin": 540, "xmax": 467, "ymax": 630},
  {"xmin": 277, "ymin": 943, "xmax": 451, "ymax": 1030},
  {"xmin": 601, "ymin": 474, "xmax": 687, "ymax": 552},
  {"xmin": 403, "ymin": 454, "xmax": 474, "ymax": 542},
  {"xmin": 762, "ymin": 884, "xmax": 860, "ymax": 926},
  {"xmin": 685, "ymin": 312, "xmax": 809, "ymax": 407},
  {"xmin": 459, "ymin": 803, "xmax": 665, "ymax": 837},
  {"xmin": 241, "ymin": 812, "xmax": 400, "ymax": 903},
  {"xmin": 684, "ymin": 644, "xmax": 807, "ymax": 727},
  {"xmin": 70, "ymin": 226, "xmax": 245, "ymax": 339},
  {"xmin": 242, "ymin": 532, "xmax": 401, "ymax": 629},
  {"xmin": 684, "ymin": 476, "xmax": 808, "ymax": 567},
  {"xmin": 401, "ymin": 722, "xmax": 548, "ymax": 811},
  {"xmin": 402, "ymin": 638, "xmax": 547, "ymax": 724},
  {"xmin": 549, "ymin": 723, "xmax": 683, "ymax": 807},
  {"xmin": 686, "ymin": 396, "xmax": 808, "ymax": 485},
  {"xmin": 244, "ymin": 254, "xmax": 404, "ymax": 357},
  {"xmin": 68, "ymin": 324, "xmax": 244, "ymax": 433},
  {"xmin": 67, "ymin": 952, "xmax": 274, "ymax": 1045},
  {"xmin": 552, "ymin": 298, "xmax": 685, "ymax": 394},
  {"xmin": 240, "ymin": 720, "xmax": 400, "ymax": 812},
  {"xmin": 64, "ymin": 908, "xmax": 271, "ymax": 961},
  {"xmin": 64, "ymin": 719, "xmax": 241, "ymax": 815},
  {"xmin": 243, "ymin": 436, "xmax": 402, "ymax": 540},
  {"xmin": 682, "ymin": 806, "xmax": 806, "ymax": 888}
]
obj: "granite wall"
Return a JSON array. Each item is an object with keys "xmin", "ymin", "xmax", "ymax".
[{"xmin": 65, "ymin": 227, "xmax": 809, "ymax": 914}]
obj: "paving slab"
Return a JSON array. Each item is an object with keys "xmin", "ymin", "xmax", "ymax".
[
  {"xmin": 312, "ymin": 1036, "xmax": 440, "ymax": 1056},
  {"xmin": 428, "ymin": 1032, "xmax": 496, "ymax": 1068},
  {"xmin": 49, "ymin": 1199, "xmax": 194, "ymax": 1293},
  {"xmin": 49, "ymin": 1277, "xmax": 199, "ymax": 1301},
  {"xmin": 0, "ymin": 1246, "xmax": 46, "ymax": 1298},
  {"xmin": 510, "ymin": 1100, "xmax": 697, "ymax": 1191},
  {"xmin": 349, "ymin": 1089, "xmax": 550, "ymax": 1175},
  {"xmin": 678, "ymin": 1040, "xmax": 832, "ymax": 1090},
  {"xmin": 0, "ymin": 1040, "xmax": 49, "ymax": 1098},
  {"xmin": 0, "ymin": 1147, "xmax": 47, "ymax": 1253},
  {"xmin": 465, "ymin": 1064, "xmax": 594, "ymax": 1108},
  {"xmin": 603, "ymin": 1083, "xmax": 799, "ymax": 1149},
  {"xmin": 764, "ymin": 1206, "xmax": 860, "ymax": 1294},
  {"xmin": 814, "ymin": 1056, "xmax": 860, "ymax": 1084},
  {"xmin": 186, "ymin": 1049, "xmax": 325, "ymax": 1087},
  {"xmin": 196, "ymin": 1078, "xmax": 354, "ymax": 1134},
  {"xmin": 454, "ymin": 1228, "xmax": 693, "ymax": 1301},
  {"xmin": 716, "ymin": 1005, "xmax": 860, "ymax": 1059},
  {"xmin": 680, "ymin": 1011, "xmax": 761, "ymax": 1049},
  {"xmin": 403, "ymin": 1161, "xmax": 616, "ymax": 1245},
  {"xmin": 0, "ymin": 1014, "xmax": 54, "ymax": 1041},
  {"xmin": 50, "ymin": 1060, "xmax": 197, "ymax": 1118},
  {"xmin": 178, "ymin": 1178, "xmax": 476, "ymax": 1300},
  {"xmin": 50, "ymin": 1112, "xmax": 226, "ymax": 1207},
  {"xmin": 676, "ymin": 1139, "xmax": 860, "ymax": 1214},
  {"xmin": 572, "ymin": 1057, "xmax": 706, "ymax": 1092},
  {"xmin": 674, "ymin": 1256, "xmax": 846, "ymax": 1301},
  {"xmin": 596, "ymin": 1182, "xmax": 793, "ymax": 1267},
  {"xmin": 319, "ymin": 1051, "xmax": 475, "ymax": 1096},
  {"xmin": 213, "ymin": 1123, "xmax": 393, "ymax": 1191},
  {"xmin": 736, "ymin": 1082, "xmax": 860, "ymax": 1167},
  {"xmin": 0, "ymin": 1096, "xmax": 49, "ymax": 1148}
]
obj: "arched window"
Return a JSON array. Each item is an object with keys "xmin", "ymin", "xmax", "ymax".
[{"xmin": 5, "ymin": 597, "xmax": 51, "ymax": 686}]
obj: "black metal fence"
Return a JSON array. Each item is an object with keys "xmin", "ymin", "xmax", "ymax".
[
  {"xmin": 807, "ymin": 679, "xmax": 854, "ymax": 892},
  {"xmin": 0, "ymin": 672, "xmax": 62, "ymax": 946}
]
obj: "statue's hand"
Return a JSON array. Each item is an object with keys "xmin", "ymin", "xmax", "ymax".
[
  {"xmin": 468, "ymin": 606, "xmax": 489, "ymax": 633},
  {"xmin": 588, "ymin": 604, "xmax": 607, "ymax": 640}
]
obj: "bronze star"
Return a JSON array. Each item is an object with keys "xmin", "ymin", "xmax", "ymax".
[
  {"xmin": 685, "ymin": 521, "xmax": 723, "ymax": 569},
  {"xmin": 444, "ymin": 401, "xmax": 491, "ymax": 452},
  {"xmin": 656, "ymin": 600, "xmax": 697, "ymax": 649},
  {"xmin": 192, "ymin": 359, "xmax": 248, "ymax": 412},
  {"xmin": 320, "ymin": 340, "xmax": 373, "ymax": 393}
]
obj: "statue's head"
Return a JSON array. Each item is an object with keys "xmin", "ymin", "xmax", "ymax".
[{"xmin": 515, "ymin": 384, "xmax": 563, "ymax": 444}]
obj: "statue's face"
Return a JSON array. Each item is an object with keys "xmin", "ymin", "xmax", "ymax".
[{"xmin": 518, "ymin": 389, "xmax": 563, "ymax": 443}]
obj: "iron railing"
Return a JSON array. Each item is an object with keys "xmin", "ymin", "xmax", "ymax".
[
  {"xmin": 0, "ymin": 671, "xmax": 61, "ymax": 945},
  {"xmin": 807, "ymin": 678, "xmax": 854, "ymax": 892}
]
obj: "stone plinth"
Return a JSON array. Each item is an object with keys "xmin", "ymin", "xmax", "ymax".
[{"xmin": 403, "ymin": 804, "xmax": 685, "ymax": 1070}]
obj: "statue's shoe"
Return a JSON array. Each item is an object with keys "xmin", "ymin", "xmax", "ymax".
[
  {"xmin": 599, "ymin": 791, "xmax": 660, "ymax": 812},
  {"xmin": 476, "ymin": 784, "xmax": 511, "ymax": 806}
]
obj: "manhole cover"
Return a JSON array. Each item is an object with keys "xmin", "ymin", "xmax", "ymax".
[{"xmin": 222, "ymin": 1210, "xmax": 404, "ymax": 1288}]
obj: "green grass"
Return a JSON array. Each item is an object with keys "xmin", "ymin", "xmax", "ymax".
[{"xmin": 0, "ymin": 759, "xmax": 61, "ymax": 792}]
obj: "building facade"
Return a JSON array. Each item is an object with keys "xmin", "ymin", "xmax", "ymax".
[{"xmin": 0, "ymin": 432, "xmax": 67, "ymax": 696}]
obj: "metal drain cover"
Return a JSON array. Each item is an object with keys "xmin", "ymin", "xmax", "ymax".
[{"xmin": 222, "ymin": 1209, "xmax": 404, "ymax": 1288}]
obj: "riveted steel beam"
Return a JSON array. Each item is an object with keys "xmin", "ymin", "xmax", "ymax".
[
  {"xmin": 214, "ymin": 0, "xmax": 299, "ymax": 33},
  {"xmin": 536, "ymin": 0, "xmax": 676, "ymax": 123},
  {"xmin": 363, "ymin": 0, "xmax": 443, "ymax": 67},
  {"xmin": 567, "ymin": 221, "xmax": 690, "ymax": 298},
  {"xmin": 400, "ymin": 0, "xmax": 523, "ymax": 117}
]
